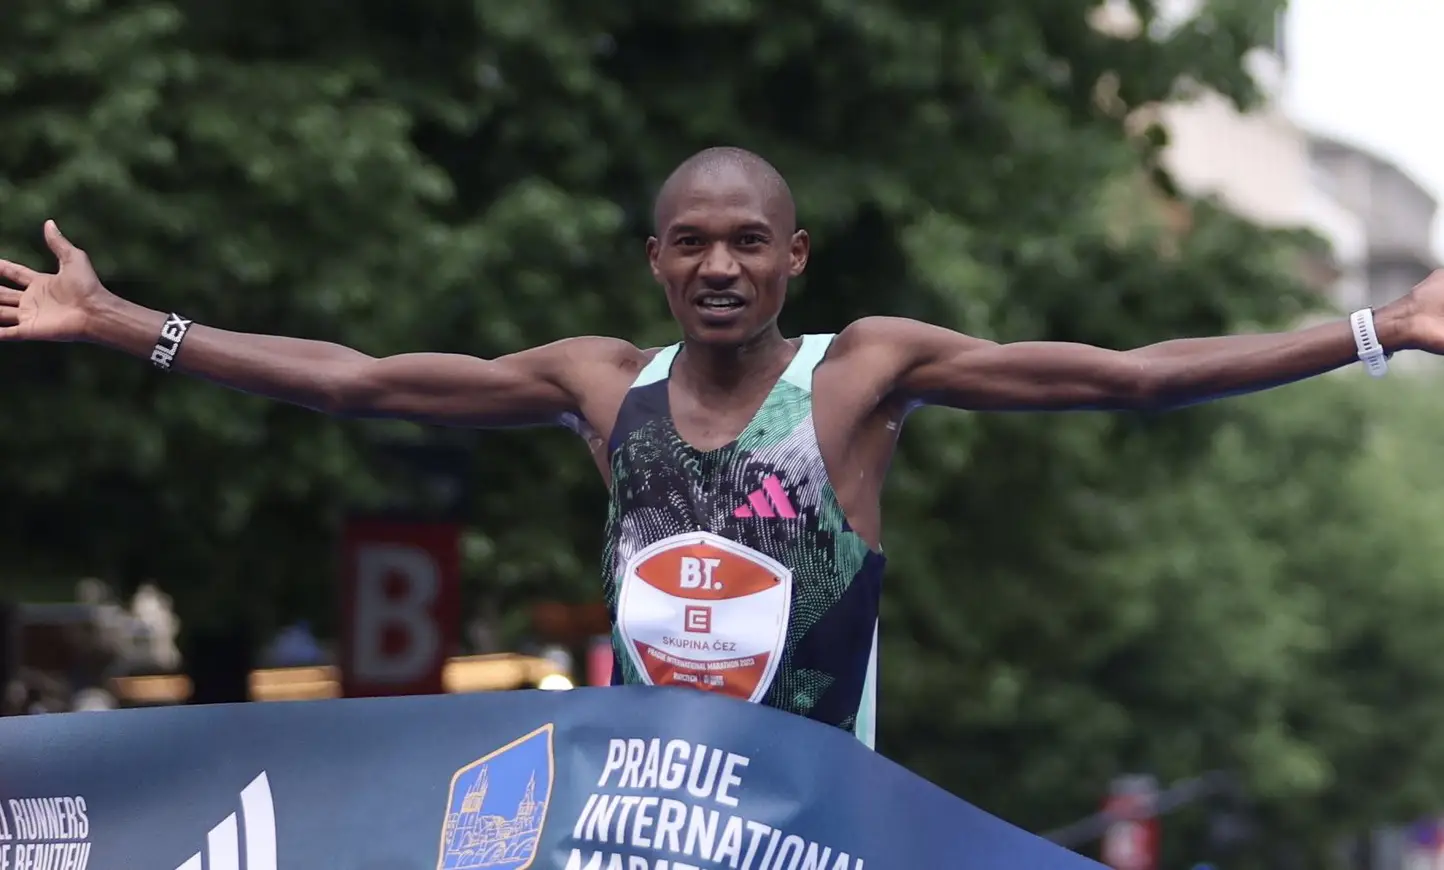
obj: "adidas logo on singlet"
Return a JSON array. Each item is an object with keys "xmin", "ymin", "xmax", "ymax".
[{"xmin": 732, "ymin": 475, "xmax": 797, "ymax": 519}]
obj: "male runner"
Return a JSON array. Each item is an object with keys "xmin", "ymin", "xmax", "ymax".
[{"xmin": 1, "ymin": 147, "xmax": 1440, "ymax": 748}]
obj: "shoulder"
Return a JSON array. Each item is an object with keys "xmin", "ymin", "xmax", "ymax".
[
  {"xmin": 819, "ymin": 317, "xmax": 999, "ymax": 408},
  {"xmin": 829, "ymin": 316, "xmax": 993, "ymax": 367},
  {"xmin": 503, "ymin": 336, "xmax": 650, "ymax": 403},
  {"xmin": 832, "ymin": 316, "xmax": 924, "ymax": 352},
  {"xmin": 524, "ymin": 335, "xmax": 648, "ymax": 373},
  {"xmin": 809, "ymin": 318, "xmax": 927, "ymax": 407}
]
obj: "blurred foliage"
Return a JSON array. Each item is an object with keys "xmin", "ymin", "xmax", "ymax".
[{"xmin": 2, "ymin": 0, "xmax": 1442, "ymax": 865}]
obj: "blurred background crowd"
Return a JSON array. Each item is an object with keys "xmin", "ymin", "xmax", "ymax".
[{"xmin": 2, "ymin": 1, "xmax": 1443, "ymax": 868}]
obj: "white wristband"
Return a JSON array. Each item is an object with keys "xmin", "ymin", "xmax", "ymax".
[
  {"xmin": 150, "ymin": 312, "xmax": 193, "ymax": 371},
  {"xmin": 1349, "ymin": 308, "xmax": 1389, "ymax": 378}
]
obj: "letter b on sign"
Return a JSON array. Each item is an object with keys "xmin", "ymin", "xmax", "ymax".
[
  {"xmin": 341, "ymin": 520, "xmax": 460, "ymax": 697},
  {"xmin": 356, "ymin": 544, "xmax": 439, "ymax": 680}
]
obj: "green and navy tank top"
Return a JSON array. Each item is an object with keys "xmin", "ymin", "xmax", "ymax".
[{"xmin": 601, "ymin": 334, "xmax": 886, "ymax": 748}]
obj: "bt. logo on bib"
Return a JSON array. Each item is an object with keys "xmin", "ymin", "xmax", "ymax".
[{"xmin": 616, "ymin": 531, "xmax": 793, "ymax": 703}]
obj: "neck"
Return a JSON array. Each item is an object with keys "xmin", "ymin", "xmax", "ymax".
[{"xmin": 677, "ymin": 325, "xmax": 792, "ymax": 393}]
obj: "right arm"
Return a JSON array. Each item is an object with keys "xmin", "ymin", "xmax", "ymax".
[
  {"xmin": 0, "ymin": 221, "xmax": 628, "ymax": 428},
  {"xmin": 87, "ymin": 296, "xmax": 621, "ymax": 426}
]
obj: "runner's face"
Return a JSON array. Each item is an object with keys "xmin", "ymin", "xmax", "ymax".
[{"xmin": 648, "ymin": 171, "xmax": 807, "ymax": 347}]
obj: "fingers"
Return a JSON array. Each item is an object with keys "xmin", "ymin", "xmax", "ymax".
[
  {"xmin": 0, "ymin": 259, "xmax": 39, "ymax": 287},
  {"xmin": 2, "ymin": 220, "xmax": 83, "ymax": 284},
  {"xmin": 0, "ymin": 305, "xmax": 16, "ymax": 327},
  {"xmin": 0, "ymin": 287, "xmax": 20, "ymax": 306},
  {"xmin": 44, "ymin": 220, "xmax": 83, "ymax": 265}
]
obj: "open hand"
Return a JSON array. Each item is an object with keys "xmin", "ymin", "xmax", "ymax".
[
  {"xmin": 1398, "ymin": 269, "xmax": 1444, "ymax": 353},
  {"xmin": 0, "ymin": 221, "xmax": 111, "ymax": 343}
]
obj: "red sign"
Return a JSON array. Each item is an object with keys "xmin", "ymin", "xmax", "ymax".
[
  {"xmin": 339, "ymin": 519, "xmax": 460, "ymax": 698},
  {"xmin": 1101, "ymin": 781, "xmax": 1159, "ymax": 870}
]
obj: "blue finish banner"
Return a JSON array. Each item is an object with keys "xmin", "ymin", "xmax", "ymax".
[{"xmin": 0, "ymin": 686, "xmax": 1103, "ymax": 870}]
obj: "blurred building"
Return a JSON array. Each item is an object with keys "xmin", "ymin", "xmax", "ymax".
[
  {"xmin": 1307, "ymin": 134, "xmax": 1440, "ymax": 310},
  {"xmin": 1098, "ymin": 0, "xmax": 1440, "ymax": 360},
  {"xmin": 1162, "ymin": 63, "xmax": 1438, "ymax": 372},
  {"xmin": 1152, "ymin": 8, "xmax": 1363, "ymax": 299}
]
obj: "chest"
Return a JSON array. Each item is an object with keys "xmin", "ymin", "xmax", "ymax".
[
  {"xmin": 598, "ymin": 336, "xmax": 897, "ymax": 554},
  {"xmin": 665, "ymin": 379, "xmax": 781, "ymax": 453}
]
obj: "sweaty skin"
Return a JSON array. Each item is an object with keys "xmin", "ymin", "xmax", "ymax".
[{"xmin": 0, "ymin": 150, "xmax": 1437, "ymax": 555}]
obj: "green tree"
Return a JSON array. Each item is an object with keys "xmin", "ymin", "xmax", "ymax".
[{"xmin": 1, "ymin": 0, "xmax": 468, "ymax": 692}]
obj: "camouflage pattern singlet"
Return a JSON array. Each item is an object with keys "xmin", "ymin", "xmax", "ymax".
[{"xmin": 601, "ymin": 334, "xmax": 886, "ymax": 748}]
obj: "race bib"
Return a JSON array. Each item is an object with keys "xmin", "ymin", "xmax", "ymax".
[{"xmin": 616, "ymin": 531, "xmax": 793, "ymax": 703}]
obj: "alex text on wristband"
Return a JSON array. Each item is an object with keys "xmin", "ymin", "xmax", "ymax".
[{"xmin": 151, "ymin": 312, "xmax": 193, "ymax": 371}]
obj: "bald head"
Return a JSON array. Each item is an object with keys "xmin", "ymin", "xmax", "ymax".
[{"xmin": 652, "ymin": 147, "xmax": 796, "ymax": 235}]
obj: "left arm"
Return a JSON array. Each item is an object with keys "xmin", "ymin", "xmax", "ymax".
[{"xmin": 850, "ymin": 294, "xmax": 1423, "ymax": 413}]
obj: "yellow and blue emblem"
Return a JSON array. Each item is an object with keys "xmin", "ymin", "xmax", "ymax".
[{"xmin": 437, "ymin": 723, "xmax": 554, "ymax": 870}]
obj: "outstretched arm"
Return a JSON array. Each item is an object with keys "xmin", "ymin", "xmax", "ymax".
[
  {"xmin": 86, "ymin": 298, "xmax": 616, "ymax": 425},
  {"xmin": 0, "ymin": 221, "xmax": 628, "ymax": 427},
  {"xmin": 849, "ymin": 275, "xmax": 1439, "ymax": 412}
]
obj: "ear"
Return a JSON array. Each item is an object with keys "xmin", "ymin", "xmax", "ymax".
[
  {"xmin": 788, "ymin": 229, "xmax": 810, "ymax": 278},
  {"xmin": 646, "ymin": 237, "xmax": 663, "ymax": 284}
]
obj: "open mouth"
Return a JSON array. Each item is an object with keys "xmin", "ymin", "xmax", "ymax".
[{"xmin": 695, "ymin": 292, "xmax": 746, "ymax": 315}]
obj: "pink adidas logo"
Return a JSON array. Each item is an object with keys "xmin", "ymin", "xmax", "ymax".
[{"xmin": 733, "ymin": 475, "xmax": 797, "ymax": 519}]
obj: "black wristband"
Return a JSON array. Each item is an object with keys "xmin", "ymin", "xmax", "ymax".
[{"xmin": 150, "ymin": 312, "xmax": 192, "ymax": 371}]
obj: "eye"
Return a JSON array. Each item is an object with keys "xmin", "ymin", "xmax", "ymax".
[
  {"xmin": 737, "ymin": 233, "xmax": 767, "ymax": 247},
  {"xmin": 674, "ymin": 235, "xmax": 704, "ymax": 247}
]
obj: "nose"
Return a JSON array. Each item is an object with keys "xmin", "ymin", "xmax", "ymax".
[{"xmin": 698, "ymin": 243, "xmax": 740, "ymax": 289}]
